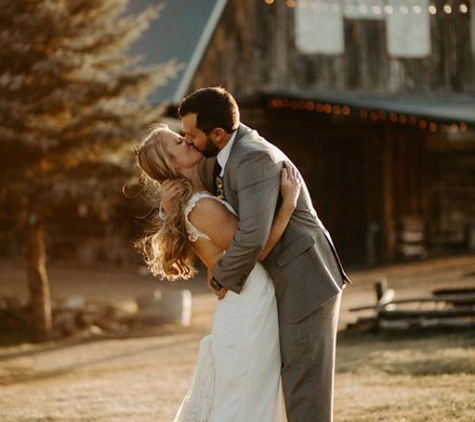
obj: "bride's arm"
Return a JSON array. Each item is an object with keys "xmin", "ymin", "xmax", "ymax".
[{"xmin": 258, "ymin": 162, "xmax": 301, "ymax": 261}]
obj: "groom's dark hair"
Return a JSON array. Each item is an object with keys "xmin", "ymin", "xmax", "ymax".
[{"xmin": 178, "ymin": 87, "xmax": 240, "ymax": 135}]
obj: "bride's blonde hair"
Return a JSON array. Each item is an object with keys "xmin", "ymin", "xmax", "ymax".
[{"xmin": 135, "ymin": 124, "xmax": 197, "ymax": 281}]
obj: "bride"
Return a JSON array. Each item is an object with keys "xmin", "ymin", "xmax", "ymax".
[{"xmin": 135, "ymin": 124, "xmax": 300, "ymax": 422}]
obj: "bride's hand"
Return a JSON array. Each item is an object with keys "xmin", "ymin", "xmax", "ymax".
[
  {"xmin": 160, "ymin": 179, "xmax": 186, "ymax": 213},
  {"xmin": 280, "ymin": 161, "xmax": 301, "ymax": 210}
]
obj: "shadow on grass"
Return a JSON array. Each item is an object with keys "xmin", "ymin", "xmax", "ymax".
[
  {"xmin": 0, "ymin": 329, "xmax": 204, "ymax": 387},
  {"xmin": 336, "ymin": 327, "xmax": 475, "ymax": 377},
  {"xmin": 0, "ymin": 322, "xmax": 207, "ymax": 361}
]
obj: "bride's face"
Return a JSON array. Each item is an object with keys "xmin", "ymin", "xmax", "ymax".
[{"xmin": 161, "ymin": 129, "xmax": 203, "ymax": 171}]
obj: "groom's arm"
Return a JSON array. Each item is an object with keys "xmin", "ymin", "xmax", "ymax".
[{"xmin": 212, "ymin": 150, "xmax": 281, "ymax": 293}]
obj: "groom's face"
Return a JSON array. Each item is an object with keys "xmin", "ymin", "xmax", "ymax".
[{"xmin": 182, "ymin": 113, "xmax": 220, "ymax": 158}]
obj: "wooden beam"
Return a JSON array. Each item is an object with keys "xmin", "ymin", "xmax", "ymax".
[
  {"xmin": 349, "ymin": 293, "xmax": 475, "ymax": 312},
  {"xmin": 381, "ymin": 128, "xmax": 395, "ymax": 261}
]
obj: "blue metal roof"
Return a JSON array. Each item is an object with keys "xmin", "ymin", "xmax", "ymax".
[
  {"xmin": 263, "ymin": 88, "xmax": 475, "ymax": 125},
  {"xmin": 129, "ymin": 0, "xmax": 228, "ymax": 105}
]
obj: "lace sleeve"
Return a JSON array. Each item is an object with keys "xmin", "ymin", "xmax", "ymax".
[
  {"xmin": 184, "ymin": 192, "xmax": 237, "ymax": 243},
  {"xmin": 184, "ymin": 193, "xmax": 216, "ymax": 242}
]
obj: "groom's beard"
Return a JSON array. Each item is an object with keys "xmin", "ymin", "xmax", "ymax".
[{"xmin": 201, "ymin": 136, "xmax": 220, "ymax": 158}]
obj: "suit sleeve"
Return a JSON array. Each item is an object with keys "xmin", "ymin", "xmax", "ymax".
[{"xmin": 212, "ymin": 150, "xmax": 281, "ymax": 293}]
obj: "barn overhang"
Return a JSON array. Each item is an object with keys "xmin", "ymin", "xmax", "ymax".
[{"xmin": 259, "ymin": 88, "xmax": 475, "ymax": 133}]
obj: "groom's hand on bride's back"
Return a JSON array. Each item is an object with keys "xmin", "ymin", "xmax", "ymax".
[{"xmin": 160, "ymin": 180, "xmax": 186, "ymax": 213}]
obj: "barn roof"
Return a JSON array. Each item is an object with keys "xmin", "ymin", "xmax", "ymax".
[
  {"xmin": 262, "ymin": 88, "xmax": 475, "ymax": 126},
  {"xmin": 129, "ymin": 0, "xmax": 228, "ymax": 105}
]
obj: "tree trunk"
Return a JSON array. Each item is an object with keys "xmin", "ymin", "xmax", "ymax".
[{"xmin": 26, "ymin": 210, "xmax": 52, "ymax": 341}]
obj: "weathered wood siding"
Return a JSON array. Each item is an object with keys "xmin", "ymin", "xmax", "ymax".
[{"xmin": 191, "ymin": 0, "xmax": 475, "ymax": 95}]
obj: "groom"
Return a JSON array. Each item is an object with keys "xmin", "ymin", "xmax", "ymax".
[{"xmin": 174, "ymin": 87, "xmax": 350, "ymax": 422}]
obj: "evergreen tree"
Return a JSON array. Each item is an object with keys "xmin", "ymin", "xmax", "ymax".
[{"xmin": 0, "ymin": 0, "xmax": 180, "ymax": 340}]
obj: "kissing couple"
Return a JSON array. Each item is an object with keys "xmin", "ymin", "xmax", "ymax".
[{"xmin": 136, "ymin": 87, "xmax": 350, "ymax": 422}]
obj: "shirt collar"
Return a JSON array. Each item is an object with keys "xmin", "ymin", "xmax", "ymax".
[{"xmin": 216, "ymin": 130, "xmax": 237, "ymax": 176}]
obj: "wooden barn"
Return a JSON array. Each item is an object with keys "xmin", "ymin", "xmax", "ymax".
[
  {"xmin": 136, "ymin": 0, "xmax": 475, "ymax": 266},
  {"xmin": 3, "ymin": 0, "xmax": 470, "ymax": 266}
]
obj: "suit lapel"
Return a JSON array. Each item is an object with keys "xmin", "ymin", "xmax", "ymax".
[
  {"xmin": 222, "ymin": 123, "xmax": 253, "ymax": 210},
  {"xmin": 223, "ymin": 123, "xmax": 251, "ymax": 180}
]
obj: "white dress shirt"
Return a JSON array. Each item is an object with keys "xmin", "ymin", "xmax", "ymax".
[{"xmin": 216, "ymin": 130, "xmax": 237, "ymax": 177}]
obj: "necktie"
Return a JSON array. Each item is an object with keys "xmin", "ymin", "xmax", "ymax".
[{"xmin": 213, "ymin": 160, "xmax": 224, "ymax": 199}]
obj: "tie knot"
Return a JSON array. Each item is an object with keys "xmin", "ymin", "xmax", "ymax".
[{"xmin": 213, "ymin": 160, "xmax": 222, "ymax": 179}]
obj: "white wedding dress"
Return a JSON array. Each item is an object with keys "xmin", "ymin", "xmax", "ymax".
[{"xmin": 172, "ymin": 192, "xmax": 287, "ymax": 422}]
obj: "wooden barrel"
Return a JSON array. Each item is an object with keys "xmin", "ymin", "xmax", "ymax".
[{"xmin": 396, "ymin": 216, "xmax": 426, "ymax": 259}]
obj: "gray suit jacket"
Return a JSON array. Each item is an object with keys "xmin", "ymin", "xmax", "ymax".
[{"xmin": 200, "ymin": 124, "xmax": 350, "ymax": 323}]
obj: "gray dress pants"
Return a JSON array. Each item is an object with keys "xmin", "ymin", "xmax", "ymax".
[{"xmin": 279, "ymin": 292, "xmax": 342, "ymax": 422}]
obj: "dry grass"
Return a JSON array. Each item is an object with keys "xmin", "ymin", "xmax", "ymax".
[
  {"xmin": 335, "ymin": 330, "xmax": 475, "ymax": 422},
  {"xmin": 0, "ymin": 255, "xmax": 474, "ymax": 421}
]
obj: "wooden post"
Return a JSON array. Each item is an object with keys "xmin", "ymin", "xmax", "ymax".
[
  {"xmin": 375, "ymin": 278, "xmax": 388, "ymax": 302},
  {"xmin": 271, "ymin": 1, "xmax": 290, "ymax": 85},
  {"xmin": 381, "ymin": 129, "xmax": 395, "ymax": 261}
]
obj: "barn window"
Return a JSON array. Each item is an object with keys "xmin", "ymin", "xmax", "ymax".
[
  {"xmin": 294, "ymin": 0, "xmax": 345, "ymax": 55},
  {"xmin": 386, "ymin": 0, "xmax": 431, "ymax": 58}
]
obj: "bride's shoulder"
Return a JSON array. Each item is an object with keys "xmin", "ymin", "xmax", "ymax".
[
  {"xmin": 185, "ymin": 192, "xmax": 220, "ymax": 215},
  {"xmin": 186, "ymin": 193, "xmax": 226, "ymax": 219},
  {"xmin": 186, "ymin": 193, "xmax": 236, "ymax": 234}
]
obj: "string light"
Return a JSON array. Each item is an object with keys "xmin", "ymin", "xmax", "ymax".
[
  {"xmin": 413, "ymin": 5, "xmax": 422, "ymax": 14},
  {"xmin": 358, "ymin": 5, "xmax": 369, "ymax": 14},
  {"xmin": 372, "ymin": 6, "xmax": 382, "ymax": 15},
  {"xmin": 399, "ymin": 115, "xmax": 408, "ymax": 124},
  {"xmin": 342, "ymin": 105, "xmax": 351, "ymax": 116},
  {"xmin": 266, "ymin": 97, "xmax": 471, "ymax": 134},
  {"xmin": 305, "ymin": 101, "xmax": 315, "ymax": 110},
  {"xmin": 260, "ymin": 1, "xmax": 470, "ymax": 16}
]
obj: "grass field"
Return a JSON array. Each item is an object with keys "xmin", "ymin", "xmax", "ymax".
[
  {"xmin": 1, "ymin": 255, "xmax": 474, "ymax": 421},
  {"xmin": 335, "ymin": 329, "xmax": 475, "ymax": 422}
]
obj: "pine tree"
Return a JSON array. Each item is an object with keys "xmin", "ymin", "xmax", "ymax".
[{"xmin": 0, "ymin": 0, "xmax": 181, "ymax": 340}]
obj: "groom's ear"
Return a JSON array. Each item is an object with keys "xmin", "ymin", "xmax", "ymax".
[{"xmin": 210, "ymin": 128, "xmax": 226, "ymax": 144}]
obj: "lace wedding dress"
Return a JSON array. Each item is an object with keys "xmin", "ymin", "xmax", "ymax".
[{"xmin": 172, "ymin": 192, "xmax": 287, "ymax": 422}]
